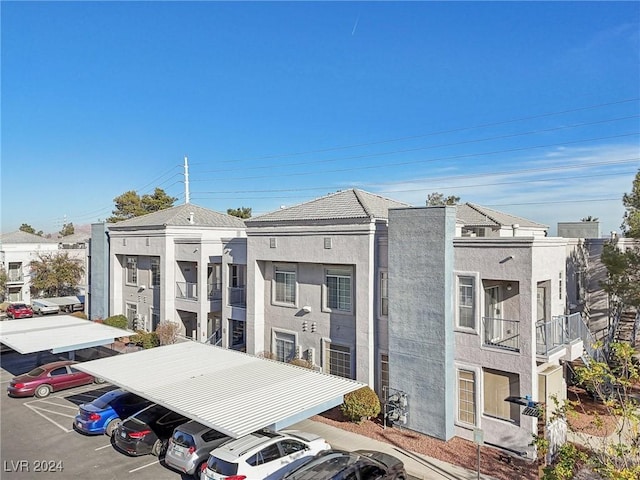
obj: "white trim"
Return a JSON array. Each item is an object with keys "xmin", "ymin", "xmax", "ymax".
[
  {"xmin": 454, "ymin": 271, "xmax": 480, "ymax": 334},
  {"xmin": 454, "ymin": 363, "xmax": 480, "ymax": 428},
  {"xmin": 271, "ymin": 263, "xmax": 298, "ymax": 308}
]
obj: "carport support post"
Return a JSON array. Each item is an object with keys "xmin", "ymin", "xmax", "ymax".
[{"xmin": 68, "ymin": 351, "xmax": 75, "ymax": 360}]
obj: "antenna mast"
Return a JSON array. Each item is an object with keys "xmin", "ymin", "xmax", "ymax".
[{"xmin": 184, "ymin": 156, "xmax": 190, "ymax": 204}]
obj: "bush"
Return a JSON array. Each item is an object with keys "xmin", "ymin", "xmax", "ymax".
[
  {"xmin": 289, "ymin": 358, "xmax": 314, "ymax": 369},
  {"xmin": 341, "ymin": 386, "xmax": 381, "ymax": 423},
  {"xmin": 129, "ymin": 331, "xmax": 160, "ymax": 349},
  {"xmin": 103, "ymin": 315, "xmax": 128, "ymax": 330},
  {"xmin": 155, "ymin": 321, "xmax": 181, "ymax": 345},
  {"xmin": 70, "ymin": 311, "xmax": 88, "ymax": 319}
]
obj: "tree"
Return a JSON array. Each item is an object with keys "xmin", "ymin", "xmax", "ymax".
[
  {"xmin": 29, "ymin": 252, "xmax": 84, "ymax": 297},
  {"xmin": 621, "ymin": 170, "xmax": 640, "ymax": 238},
  {"xmin": 539, "ymin": 342, "xmax": 640, "ymax": 480},
  {"xmin": 155, "ymin": 321, "xmax": 181, "ymax": 345},
  {"xmin": 581, "ymin": 216, "xmax": 599, "ymax": 222},
  {"xmin": 107, "ymin": 188, "xmax": 177, "ymax": 223},
  {"xmin": 601, "ymin": 170, "xmax": 640, "ymax": 308},
  {"xmin": 426, "ymin": 192, "xmax": 460, "ymax": 206},
  {"xmin": 227, "ymin": 207, "xmax": 252, "ymax": 219},
  {"xmin": 19, "ymin": 223, "xmax": 42, "ymax": 236},
  {"xmin": 0, "ymin": 268, "xmax": 7, "ymax": 302},
  {"xmin": 59, "ymin": 222, "xmax": 75, "ymax": 237}
]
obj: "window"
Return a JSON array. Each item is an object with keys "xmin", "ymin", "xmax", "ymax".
[
  {"xmin": 50, "ymin": 367, "xmax": 67, "ymax": 376},
  {"xmin": 126, "ymin": 303, "xmax": 137, "ymax": 329},
  {"xmin": 247, "ymin": 444, "xmax": 281, "ymax": 466},
  {"xmin": 229, "ymin": 319, "xmax": 245, "ymax": 351},
  {"xmin": 150, "ymin": 257, "xmax": 160, "ymax": 287},
  {"xmin": 274, "ymin": 265, "xmax": 296, "ymax": 305},
  {"xmin": 458, "ymin": 276, "xmax": 475, "ymax": 329},
  {"xmin": 229, "ymin": 264, "xmax": 245, "ymax": 288},
  {"xmin": 325, "ymin": 343, "xmax": 352, "ymax": 379},
  {"xmin": 457, "ymin": 369, "xmax": 476, "ymax": 425},
  {"xmin": 150, "ymin": 308, "xmax": 160, "ymax": 332},
  {"xmin": 559, "ymin": 272, "xmax": 563, "ymax": 300},
  {"xmin": 280, "ymin": 439, "xmax": 306, "ymax": 456},
  {"xmin": 126, "ymin": 256, "xmax": 138, "ymax": 285},
  {"xmin": 325, "ymin": 268, "xmax": 352, "ymax": 312},
  {"xmin": 483, "ymin": 369, "xmax": 519, "ymax": 423},
  {"xmin": 380, "ymin": 271, "xmax": 388, "ymax": 316},
  {"xmin": 380, "ymin": 354, "xmax": 389, "ymax": 397},
  {"xmin": 274, "ymin": 331, "xmax": 296, "ymax": 362}
]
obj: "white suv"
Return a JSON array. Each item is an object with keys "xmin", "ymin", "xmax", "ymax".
[{"xmin": 201, "ymin": 429, "xmax": 330, "ymax": 480}]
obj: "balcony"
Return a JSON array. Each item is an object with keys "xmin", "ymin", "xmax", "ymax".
[
  {"xmin": 176, "ymin": 282, "xmax": 198, "ymax": 300},
  {"xmin": 208, "ymin": 282, "xmax": 222, "ymax": 301},
  {"xmin": 536, "ymin": 313, "xmax": 588, "ymax": 361},
  {"xmin": 482, "ymin": 317, "xmax": 520, "ymax": 352},
  {"xmin": 228, "ymin": 286, "xmax": 246, "ymax": 307},
  {"xmin": 7, "ymin": 271, "xmax": 23, "ymax": 283}
]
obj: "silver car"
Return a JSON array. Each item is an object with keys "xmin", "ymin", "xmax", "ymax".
[{"xmin": 164, "ymin": 421, "xmax": 230, "ymax": 478}]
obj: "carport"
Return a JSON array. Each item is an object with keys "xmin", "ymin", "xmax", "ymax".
[
  {"xmin": 74, "ymin": 341, "xmax": 366, "ymax": 439},
  {"xmin": 0, "ymin": 315, "xmax": 130, "ymax": 354}
]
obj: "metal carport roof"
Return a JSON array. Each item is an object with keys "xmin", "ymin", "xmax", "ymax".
[
  {"xmin": 0, "ymin": 316, "xmax": 130, "ymax": 354},
  {"xmin": 74, "ymin": 341, "xmax": 366, "ymax": 439}
]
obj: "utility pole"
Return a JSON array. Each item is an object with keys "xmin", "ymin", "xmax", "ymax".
[{"xmin": 184, "ymin": 156, "xmax": 190, "ymax": 204}]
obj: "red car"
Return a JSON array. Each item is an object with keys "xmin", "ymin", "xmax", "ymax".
[
  {"xmin": 7, "ymin": 361, "xmax": 102, "ymax": 398},
  {"xmin": 6, "ymin": 303, "xmax": 34, "ymax": 319}
]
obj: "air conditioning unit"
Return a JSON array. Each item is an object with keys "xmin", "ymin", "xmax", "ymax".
[
  {"xmin": 295, "ymin": 346, "xmax": 302, "ymax": 359},
  {"xmin": 305, "ymin": 348, "xmax": 316, "ymax": 364}
]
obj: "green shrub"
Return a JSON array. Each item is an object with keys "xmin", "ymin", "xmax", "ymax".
[
  {"xmin": 103, "ymin": 314, "xmax": 128, "ymax": 330},
  {"xmin": 341, "ymin": 386, "xmax": 381, "ymax": 423},
  {"xmin": 129, "ymin": 331, "xmax": 160, "ymax": 349}
]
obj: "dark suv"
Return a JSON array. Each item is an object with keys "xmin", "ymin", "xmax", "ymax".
[
  {"xmin": 281, "ymin": 449, "xmax": 407, "ymax": 480},
  {"xmin": 112, "ymin": 404, "xmax": 189, "ymax": 457},
  {"xmin": 164, "ymin": 420, "xmax": 230, "ymax": 478}
]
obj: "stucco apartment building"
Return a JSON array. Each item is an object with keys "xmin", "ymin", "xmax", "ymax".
[{"xmin": 91, "ymin": 189, "xmax": 591, "ymax": 457}]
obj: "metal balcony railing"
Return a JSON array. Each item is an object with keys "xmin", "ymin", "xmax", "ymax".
[
  {"xmin": 176, "ymin": 282, "xmax": 198, "ymax": 300},
  {"xmin": 208, "ymin": 282, "xmax": 222, "ymax": 301},
  {"xmin": 535, "ymin": 313, "xmax": 603, "ymax": 359},
  {"xmin": 228, "ymin": 286, "xmax": 246, "ymax": 307},
  {"xmin": 482, "ymin": 317, "xmax": 520, "ymax": 352}
]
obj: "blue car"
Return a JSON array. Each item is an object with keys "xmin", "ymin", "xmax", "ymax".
[{"xmin": 74, "ymin": 389, "xmax": 152, "ymax": 436}]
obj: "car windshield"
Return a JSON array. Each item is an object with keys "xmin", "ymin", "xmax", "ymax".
[
  {"xmin": 207, "ymin": 456, "xmax": 238, "ymax": 476},
  {"xmin": 26, "ymin": 367, "xmax": 45, "ymax": 377},
  {"xmin": 171, "ymin": 431, "xmax": 195, "ymax": 448},
  {"xmin": 13, "ymin": 304, "xmax": 27, "ymax": 309},
  {"xmin": 129, "ymin": 404, "xmax": 166, "ymax": 426}
]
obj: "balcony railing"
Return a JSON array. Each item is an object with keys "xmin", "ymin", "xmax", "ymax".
[
  {"xmin": 228, "ymin": 286, "xmax": 246, "ymax": 307},
  {"xmin": 536, "ymin": 313, "xmax": 599, "ymax": 358},
  {"xmin": 7, "ymin": 272, "xmax": 23, "ymax": 282},
  {"xmin": 482, "ymin": 317, "xmax": 520, "ymax": 352},
  {"xmin": 208, "ymin": 282, "xmax": 222, "ymax": 301},
  {"xmin": 176, "ymin": 282, "xmax": 198, "ymax": 300}
]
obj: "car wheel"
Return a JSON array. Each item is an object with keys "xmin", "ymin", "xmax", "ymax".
[
  {"xmin": 151, "ymin": 439, "xmax": 166, "ymax": 457},
  {"xmin": 35, "ymin": 384, "xmax": 52, "ymax": 398},
  {"xmin": 94, "ymin": 377, "xmax": 106, "ymax": 384},
  {"xmin": 193, "ymin": 462, "xmax": 205, "ymax": 479},
  {"xmin": 105, "ymin": 418, "xmax": 121, "ymax": 437}
]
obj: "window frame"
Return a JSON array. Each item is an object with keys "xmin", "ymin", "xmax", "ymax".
[
  {"xmin": 125, "ymin": 256, "xmax": 138, "ymax": 286},
  {"xmin": 455, "ymin": 272, "xmax": 479, "ymax": 332},
  {"xmin": 150, "ymin": 257, "xmax": 160, "ymax": 288},
  {"xmin": 379, "ymin": 270, "xmax": 388, "ymax": 317},
  {"xmin": 272, "ymin": 329, "xmax": 297, "ymax": 363},
  {"xmin": 483, "ymin": 368, "xmax": 520, "ymax": 424},
  {"xmin": 456, "ymin": 368, "xmax": 477, "ymax": 426},
  {"xmin": 272, "ymin": 264, "xmax": 297, "ymax": 307},
  {"xmin": 323, "ymin": 267, "xmax": 353, "ymax": 314}
]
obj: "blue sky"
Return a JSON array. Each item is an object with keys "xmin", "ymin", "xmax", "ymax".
[{"xmin": 2, "ymin": 1, "xmax": 639, "ymax": 236}]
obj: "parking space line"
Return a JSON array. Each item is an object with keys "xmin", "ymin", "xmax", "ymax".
[
  {"xmin": 95, "ymin": 444, "xmax": 113, "ymax": 451},
  {"xmin": 32, "ymin": 399, "xmax": 79, "ymax": 409},
  {"xmin": 128, "ymin": 459, "xmax": 160, "ymax": 472},
  {"xmin": 28, "ymin": 405, "xmax": 76, "ymax": 418},
  {"xmin": 24, "ymin": 403, "xmax": 73, "ymax": 433}
]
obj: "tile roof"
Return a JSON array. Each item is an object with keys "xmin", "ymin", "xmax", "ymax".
[
  {"xmin": 456, "ymin": 203, "xmax": 548, "ymax": 228},
  {"xmin": 247, "ymin": 189, "xmax": 411, "ymax": 223},
  {"xmin": 107, "ymin": 203, "xmax": 246, "ymax": 229},
  {"xmin": 0, "ymin": 231, "xmax": 59, "ymax": 243}
]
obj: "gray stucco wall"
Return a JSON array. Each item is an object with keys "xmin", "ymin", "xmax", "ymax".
[
  {"xmin": 557, "ymin": 221, "xmax": 600, "ymax": 239},
  {"xmin": 388, "ymin": 206, "xmax": 456, "ymax": 440},
  {"xmin": 89, "ymin": 223, "xmax": 110, "ymax": 320}
]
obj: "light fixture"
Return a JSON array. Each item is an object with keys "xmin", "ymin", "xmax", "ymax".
[
  {"xmin": 138, "ymin": 285, "xmax": 147, "ymax": 291},
  {"xmin": 302, "ymin": 305, "xmax": 312, "ymax": 314},
  {"xmin": 506, "ymin": 284, "xmax": 512, "ymax": 291}
]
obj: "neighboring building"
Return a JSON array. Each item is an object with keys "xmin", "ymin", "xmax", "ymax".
[
  {"xmin": 92, "ymin": 190, "xmax": 594, "ymax": 459},
  {"xmin": 557, "ymin": 221, "xmax": 601, "ymax": 239},
  {"xmin": 98, "ymin": 203, "xmax": 247, "ymax": 343},
  {"xmin": 0, "ymin": 231, "xmax": 60, "ymax": 303}
]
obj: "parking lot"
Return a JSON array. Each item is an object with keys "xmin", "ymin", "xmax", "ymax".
[{"xmin": 0, "ymin": 350, "xmax": 190, "ymax": 480}]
